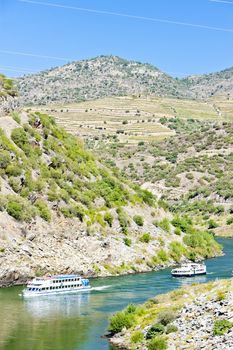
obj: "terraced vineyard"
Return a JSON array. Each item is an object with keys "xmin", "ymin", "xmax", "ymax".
[{"xmin": 30, "ymin": 95, "xmax": 233, "ymax": 146}]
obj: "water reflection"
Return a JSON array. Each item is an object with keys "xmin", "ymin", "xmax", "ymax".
[
  {"xmin": 24, "ymin": 292, "xmax": 90, "ymax": 318},
  {"xmin": 175, "ymin": 275, "xmax": 208, "ymax": 287}
]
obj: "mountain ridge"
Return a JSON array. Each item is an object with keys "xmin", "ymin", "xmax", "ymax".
[{"xmin": 16, "ymin": 55, "xmax": 233, "ymax": 106}]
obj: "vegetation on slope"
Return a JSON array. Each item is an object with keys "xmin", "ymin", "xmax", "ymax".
[
  {"xmin": 0, "ymin": 111, "xmax": 154, "ymax": 224},
  {"xmin": 109, "ymin": 278, "xmax": 233, "ymax": 349},
  {"xmin": 84, "ymin": 114, "xmax": 233, "ymax": 234},
  {"xmin": 0, "ymin": 109, "xmax": 222, "ymax": 275},
  {"xmin": 0, "ymin": 75, "xmax": 17, "ymax": 98},
  {"xmin": 183, "ymin": 66, "xmax": 233, "ymax": 99}
]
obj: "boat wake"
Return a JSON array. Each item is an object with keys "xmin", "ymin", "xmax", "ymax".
[{"xmin": 90, "ymin": 285, "xmax": 111, "ymax": 291}]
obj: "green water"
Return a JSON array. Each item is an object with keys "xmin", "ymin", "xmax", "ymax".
[{"xmin": 0, "ymin": 238, "xmax": 232, "ymax": 350}]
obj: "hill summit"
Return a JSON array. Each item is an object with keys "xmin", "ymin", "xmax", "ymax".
[
  {"xmin": 16, "ymin": 56, "xmax": 233, "ymax": 106},
  {"xmin": 16, "ymin": 55, "xmax": 191, "ymax": 105}
]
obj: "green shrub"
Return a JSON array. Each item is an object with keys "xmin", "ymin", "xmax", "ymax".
[
  {"xmin": 157, "ymin": 249, "xmax": 169, "ymax": 262},
  {"xmin": 6, "ymin": 163, "xmax": 22, "ymax": 176},
  {"xmin": 108, "ymin": 311, "xmax": 135, "ymax": 334},
  {"xmin": 183, "ymin": 229, "xmax": 221, "ymax": 258},
  {"xmin": 139, "ymin": 233, "xmax": 151, "ymax": 243},
  {"xmin": 35, "ymin": 199, "xmax": 51, "ymax": 222},
  {"xmin": 131, "ymin": 330, "xmax": 144, "ymax": 344},
  {"xmin": 216, "ymin": 291, "xmax": 226, "ymax": 301},
  {"xmin": 126, "ymin": 304, "xmax": 137, "ymax": 313},
  {"xmin": 169, "ymin": 242, "xmax": 186, "ymax": 262},
  {"xmin": 11, "ymin": 112, "xmax": 21, "ymax": 124},
  {"xmin": 148, "ymin": 336, "xmax": 167, "ymax": 350},
  {"xmin": 0, "ymin": 150, "xmax": 11, "ymax": 169},
  {"xmin": 6, "ymin": 197, "xmax": 35, "ymax": 221},
  {"xmin": 60, "ymin": 205, "xmax": 85, "ymax": 221},
  {"xmin": 213, "ymin": 320, "xmax": 233, "ymax": 336},
  {"xmin": 158, "ymin": 218, "xmax": 170, "ymax": 233},
  {"xmin": 226, "ymin": 216, "xmax": 233, "ymax": 225},
  {"xmin": 47, "ymin": 185, "xmax": 59, "ymax": 202},
  {"xmin": 0, "ymin": 196, "xmax": 7, "ymax": 211},
  {"xmin": 165, "ymin": 324, "xmax": 178, "ymax": 334},
  {"xmin": 117, "ymin": 207, "xmax": 130, "ymax": 233},
  {"xmin": 7, "ymin": 201, "xmax": 22, "ymax": 220},
  {"xmin": 174, "ymin": 227, "xmax": 181, "ymax": 236},
  {"xmin": 186, "ymin": 172, "xmax": 194, "ymax": 180},
  {"xmin": 104, "ymin": 212, "xmax": 114, "ymax": 227},
  {"xmin": 208, "ymin": 219, "xmax": 218, "ymax": 229},
  {"xmin": 8, "ymin": 177, "xmax": 21, "ymax": 193},
  {"xmin": 133, "ymin": 215, "xmax": 144, "ymax": 226},
  {"xmin": 157, "ymin": 310, "xmax": 176, "ymax": 326},
  {"xmin": 11, "ymin": 128, "xmax": 28, "ymax": 149},
  {"xmin": 171, "ymin": 216, "xmax": 191, "ymax": 233},
  {"xmin": 133, "ymin": 185, "xmax": 156, "ymax": 206},
  {"xmin": 146, "ymin": 323, "xmax": 165, "ymax": 339},
  {"xmin": 124, "ymin": 238, "xmax": 132, "ymax": 247}
]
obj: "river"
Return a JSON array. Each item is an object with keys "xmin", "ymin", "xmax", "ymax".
[{"xmin": 0, "ymin": 238, "xmax": 232, "ymax": 350}]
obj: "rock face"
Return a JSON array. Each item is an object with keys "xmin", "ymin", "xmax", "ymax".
[
  {"xmin": 0, "ymin": 95, "xmax": 20, "ymax": 116},
  {"xmin": 0, "ymin": 206, "xmax": 179, "ymax": 287},
  {"xmin": 170, "ymin": 289, "xmax": 233, "ymax": 349}
]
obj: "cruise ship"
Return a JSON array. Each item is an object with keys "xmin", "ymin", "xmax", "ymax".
[
  {"xmin": 22, "ymin": 274, "xmax": 91, "ymax": 297},
  {"xmin": 171, "ymin": 263, "xmax": 206, "ymax": 277}
]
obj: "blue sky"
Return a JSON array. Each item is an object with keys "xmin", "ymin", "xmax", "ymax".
[{"xmin": 0, "ymin": 0, "xmax": 233, "ymax": 77}]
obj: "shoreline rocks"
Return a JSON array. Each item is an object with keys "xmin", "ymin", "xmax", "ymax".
[{"xmin": 109, "ymin": 279, "xmax": 233, "ymax": 350}]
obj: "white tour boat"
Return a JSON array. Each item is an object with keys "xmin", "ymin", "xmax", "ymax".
[
  {"xmin": 22, "ymin": 274, "xmax": 91, "ymax": 297},
  {"xmin": 171, "ymin": 263, "xmax": 206, "ymax": 277}
]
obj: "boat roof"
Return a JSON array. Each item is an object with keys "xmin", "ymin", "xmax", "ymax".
[{"xmin": 34, "ymin": 274, "xmax": 83, "ymax": 281}]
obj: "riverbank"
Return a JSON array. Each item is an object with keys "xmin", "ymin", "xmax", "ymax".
[
  {"xmin": 109, "ymin": 278, "xmax": 233, "ymax": 350},
  {"xmin": 0, "ymin": 209, "xmax": 222, "ymax": 288},
  {"xmin": 214, "ymin": 226, "xmax": 233, "ymax": 238}
]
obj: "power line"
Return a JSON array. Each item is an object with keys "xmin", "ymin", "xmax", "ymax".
[
  {"xmin": 0, "ymin": 49, "xmax": 72, "ymax": 61},
  {"xmin": 0, "ymin": 65, "xmax": 37, "ymax": 73},
  {"xmin": 209, "ymin": 0, "xmax": 233, "ymax": 4},
  {"xmin": 18, "ymin": 0, "xmax": 233, "ymax": 33}
]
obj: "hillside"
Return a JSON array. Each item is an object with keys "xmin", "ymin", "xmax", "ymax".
[
  {"xmin": 183, "ymin": 67, "xmax": 233, "ymax": 99},
  {"xmin": 16, "ymin": 56, "xmax": 233, "ymax": 106},
  {"xmin": 109, "ymin": 278, "xmax": 233, "ymax": 350},
  {"xmin": 0, "ymin": 75, "xmax": 19, "ymax": 115},
  {"xmin": 34, "ymin": 96, "xmax": 233, "ymax": 236},
  {"xmin": 16, "ymin": 56, "xmax": 191, "ymax": 105},
  {"xmin": 0, "ymin": 97, "xmax": 223, "ymax": 286}
]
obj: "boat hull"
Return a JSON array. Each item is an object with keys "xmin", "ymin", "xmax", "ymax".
[
  {"xmin": 22, "ymin": 286, "xmax": 91, "ymax": 298},
  {"xmin": 171, "ymin": 272, "xmax": 206, "ymax": 277}
]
